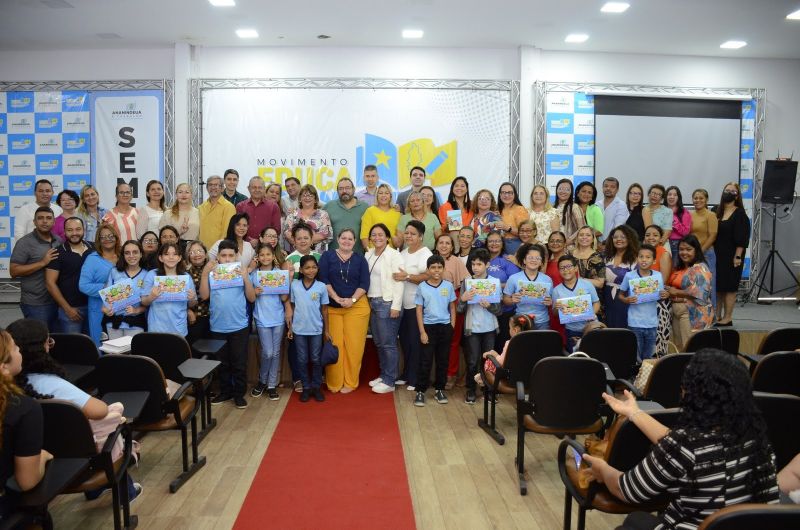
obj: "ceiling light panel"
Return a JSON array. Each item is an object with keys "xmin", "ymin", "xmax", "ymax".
[
  {"xmin": 565, "ymin": 33, "xmax": 589, "ymax": 43},
  {"xmin": 402, "ymin": 29, "xmax": 424, "ymax": 39},
  {"xmin": 720, "ymin": 40, "xmax": 747, "ymax": 49},
  {"xmin": 600, "ymin": 2, "xmax": 630, "ymax": 13},
  {"xmin": 236, "ymin": 28, "xmax": 259, "ymax": 39},
  {"xmin": 787, "ymin": 9, "xmax": 800, "ymax": 20},
  {"xmin": 208, "ymin": 0, "xmax": 235, "ymax": 6}
]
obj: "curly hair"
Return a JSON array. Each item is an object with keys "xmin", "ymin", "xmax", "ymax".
[
  {"xmin": 604, "ymin": 224, "xmax": 640, "ymax": 264},
  {"xmin": 6, "ymin": 319, "xmax": 64, "ymax": 400},
  {"xmin": 679, "ymin": 349, "xmax": 776, "ymax": 502},
  {"xmin": 0, "ymin": 330, "xmax": 24, "ymax": 448}
]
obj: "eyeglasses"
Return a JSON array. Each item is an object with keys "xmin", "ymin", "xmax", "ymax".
[
  {"xmin": 519, "ymin": 228, "xmax": 534, "ymax": 234},
  {"xmin": 559, "ymin": 265, "xmax": 575, "ymax": 271},
  {"xmin": 189, "ymin": 250, "xmax": 205, "ymax": 256},
  {"xmin": 526, "ymin": 256, "xmax": 542, "ymax": 262},
  {"xmin": 500, "ymin": 190, "xmax": 514, "ymax": 195},
  {"xmin": 99, "ymin": 234, "xmax": 117, "ymax": 241},
  {"xmin": 263, "ymin": 233, "xmax": 278, "ymax": 239},
  {"xmin": 649, "ymin": 191, "xmax": 663, "ymax": 198},
  {"xmin": 549, "ymin": 239, "xmax": 565, "ymax": 245},
  {"xmin": 117, "ymin": 191, "xmax": 132, "ymax": 196},
  {"xmin": 142, "ymin": 238, "xmax": 158, "ymax": 244},
  {"xmin": 300, "ymin": 193, "xmax": 315, "ymax": 199}
]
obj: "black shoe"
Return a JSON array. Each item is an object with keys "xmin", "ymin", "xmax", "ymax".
[
  {"xmin": 234, "ymin": 396, "xmax": 248, "ymax": 409},
  {"xmin": 300, "ymin": 390, "xmax": 311, "ymax": 402},
  {"xmin": 312, "ymin": 388, "xmax": 325, "ymax": 402},
  {"xmin": 211, "ymin": 394, "xmax": 232, "ymax": 406},
  {"xmin": 414, "ymin": 391, "xmax": 425, "ymax": 407},
  {"xmin": 434, "ymin": 390, "xmax": 448, "ymax": 404},
  {"xmin": 250, "ymin": 383, "xmax": 266, "ymax": 398},
  {"xmin": 465, "ymin": 390, "xmax": 476, "ymax": 404},
  {"xmin": 267, "ymin": 388, "xmax": 280, "ymax": 401}
]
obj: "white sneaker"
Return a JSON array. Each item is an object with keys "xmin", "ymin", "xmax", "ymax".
[
  {"xmin": 394, "ymin": 379, "xmax": 406, "ymax": 386},
  {"xmin": 368, "ymin": 377, "xmax": 382, "ymax": 387},
  {"xmin": 372, "ymin": 382, "xmax": 394, "ymax": 394},
  {"xmin": 406, "ymin": 385, "xmax": 416, "ymax": 391}
]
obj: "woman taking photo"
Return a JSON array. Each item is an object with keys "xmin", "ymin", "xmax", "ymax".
[
  {"xmin": 603, "ymin": 224, "xmax": 640, "ymax": 329},
  {"xmin": 553, "ymin": 179, "xmax": 584, "ymax": 247},
  {"xmin": 208, "ymin": 213, "xmax": 256, "ymax": 268},
  {"xmin": 495, "ymin": 182, "xmax": 529, "ymax": 255},
  {"xmin": 159, "ymin": 182, "xmax": 200, "ymax": 249},
  {"xmin": 714, "ymin": 182, "xmax": 750, "ymax": 327},
  {"xmin": 644, "ymin": 225, "xmax": 673, "ymax": 355},
  {"xmin": 360, "ymin": 184, "xmax": 401, "ymax": 250},
  {"xmin": 365, "ymin": 223, "xmax": 405, "ymax": 394},
  {"xmin": 284, "ymin": 184, "xmax": 333, "ymax": 253},
  {"xmin": 394, "ymin": 220, "xmax": 432, "ymax": 391},
  {"xmin": 470, "ymin": 189, "xmax": 502, "ymax": 247},
  {"xmin": 52, "ymin": 189, "xmax": 80, "ymax": 241},
  {"xmin": 644, "ymin": 184, "xmax": 673, "ymax": 246},
  {"xmin": 318, "ymin": 229, "xmax": 370, "ymax": 394},
  {"xmin": 434, "ymin": 233, "xmax": 470, "ymax": 390},
  {"xmin": 624, "ymin": 182, "xmax": 650, "ymax": 241},
  {"xmin": 666, "ymin": 186, "xmax": 692, "ymax": 264},
  {"xmin": 102, "ymin": 182, "xmax": 139, "ymax": 242},
  {"xmin": 585, "ymin": 349, "xmax": 779, "ymax": 529},
  {"xmin": 529, "ymin": 184, "xmax": 559, "ymax": 245},
  {"xmin": 397, "ymin": 191, "xmax": 441, "ymax": 251},
  {"xmin": 574, "ymin": 182, "xmax": 604, "ymax": 240},
  {"xmin": 438, "ymin": 176, "xmax": 473, "ymax": 234},
  {"xmin": 668, "ymin": 235, "xmax": 714, "ymax": 349},
  {"xmin": 485, "ymin": 231, "xmax": 521, "ymax": 351},
  {"xmin": 690, "ymin": 188, "xmax": 718, "ymax": 306},
  {"xmin": 77, "ymin": 185, "xmax": 107, "ymax": 247},
  {"xmin": 136, "ymin": 180, "xmax": 166, "ymax": 237},
  {"xmin": 79, "ymin": 222, "xmax": 121, "ymax": 345}
]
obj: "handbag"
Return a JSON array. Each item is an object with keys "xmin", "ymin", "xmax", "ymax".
[{"xmin": 321, "ymin": 340, "xmax": 339, "ymax": 366}]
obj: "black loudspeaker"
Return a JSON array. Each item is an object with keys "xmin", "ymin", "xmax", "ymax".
[{"xmin": 762, "ymin": 160, "xmax": 798, "ymax": 204}]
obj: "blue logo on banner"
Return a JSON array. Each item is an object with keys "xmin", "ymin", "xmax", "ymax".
[
  {"xmin": 8, "ymin": 92, "xmax": 34, "ymax": 113},
  {"xmin": 0, "ymin": 238, "xmax": 11, "ymax": 258},
  {"xmin": 62, "ymin": 91, "xmax": 89, "ymax": 112},
  {"xmin": 546, "ymin": 154, "xmax": 573, "ymax": 175},
  {"xmin": 574, "ymin": 93, "xmax": 594, "ymax": 114},
  {"xmin": 35, "ymin": 113, "xmax": 61, "ymax": 133},
  {"xmin": 0, "ymin": 197, "xmax": 8, "ymax": 217},
  {"xmin": 10, "ymin": 176, "xmax": 34, "ymax": 196},
  {"xmin": 64, "ymin": 176, "xmax": 90, "ymax": 191},
  {"xmin": 573, "ymin": 134, "xmax": 595, "ymax": 155},
  {"xmin": 36, "ymin": 154, "xmax": 62, "ymax": 175},
  {"xmin": 62, "ymin": 132, "xmax": 90, "ymax": 153},
  {"xmin": 0, "ymin": 156, "xmax": 6, "ymax": 176},
  {"xmin": 546, "ymin": 113, "xmax": 574, "ymax": 134},
  {"xmin": 740, "ymin": 139, "xmax": 755, "ymax": 159},
  {"xmin": 740, "ymin": 178, "xmax": 753, "ymax": 199},
  {"xmin": 0, "ymin": 114, "xmax": 6, "ymax": 134},
  {"xmin": 741, "ymin": 257, "xmax": 750, "ymax": 280},
  {"xmin": 741, "ymin": 100, "xmax": 756, "ymax": 120},
  {"xmin": 8, "ymin": 134, "xmax": 35, "ymax": 154}
]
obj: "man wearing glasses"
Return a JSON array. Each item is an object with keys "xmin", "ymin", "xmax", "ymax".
[
  {"xmin": 198, "ymin": 175, "xmax": 236, "ymax": 249},
  {"xmin": 10, "ymin": 207, "xmax": 61, "ymax": 331}
]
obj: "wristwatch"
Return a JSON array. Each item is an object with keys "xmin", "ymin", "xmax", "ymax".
[{"xmin": 351, "ymin": 297, "xmax": 357, "ymax": 304}]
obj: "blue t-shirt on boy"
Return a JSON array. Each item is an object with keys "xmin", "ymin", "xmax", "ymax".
[
  {"xmin": 415, "ymin": 280, "xmax": 456, "ymax": 325},
  {"xmin": 620, "ymin": 269, "xmax": 663, "ymax": 329},
  {"xmin": 551, "ymin": 277, "xmax": 599, "ymax": 332}
]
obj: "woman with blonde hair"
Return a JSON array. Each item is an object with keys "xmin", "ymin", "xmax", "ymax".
[
  {"xmin": 470, "ymin": 189, "xmax": 501, "ymax": 247},
  {"xmin": 159, "ymin": 182, "xmax": 200, "ymax": 250},
  {"xmin": 360, "ymin": 183, "xmax": 401, "ymax": 250},
  {"xmin": 529, "ymin": 184, "xmax": 559, "ymax": 245},
  {"xmin": 77, "ymin": 184, "xmax": 108, "ymax": 244}
]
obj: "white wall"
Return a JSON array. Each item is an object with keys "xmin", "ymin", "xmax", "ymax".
[{"xmin": 0, "ymin": 47, "xmax": 174, "ymax": 80}]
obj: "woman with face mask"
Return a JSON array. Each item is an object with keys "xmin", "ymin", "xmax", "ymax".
[{"xmin": 713, "ymin": 182, "xmax": 750, "ymax": 327}]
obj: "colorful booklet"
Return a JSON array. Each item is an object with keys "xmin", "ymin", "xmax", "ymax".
[
  {"xmin": 446, "ymin": 209, "xmax": 463, "ymax": 231},
  {"xmin": 556, "ymin": 294, "xmax": 594, "ymax": 324},
  {"xmin": 99, "ymin": 279, "xmax": 139, "ymax": 313},
  {"xmin": 465, "ymin": 277, "xmax": 501, "ymax": 304},
  {"xmin": 209, "ymin": 262, "xmax": 243, "ymax": 290},
  {"xmin": 154, "ymin": 275, "xmax": 189, "ymax": 302},
  {"xmin": 629, "ymin": 275, "xmax": 662, "ymax": 304},
  {"xmin": 516, "ymin": 280, "xmax": 550, "ymax": 305},
  {"xmin": 256, "ymin": 269, "xmax": 290, "ymax": 295}
]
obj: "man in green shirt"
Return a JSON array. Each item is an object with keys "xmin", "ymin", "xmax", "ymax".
[{"xmin": 323, "ymin": 177, "xmax": 369, "ymax": 254}]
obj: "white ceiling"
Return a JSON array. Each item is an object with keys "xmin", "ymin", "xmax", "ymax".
[{"xmin": 1, "ymin": 0, "xmax": 799, "ymax": 59}]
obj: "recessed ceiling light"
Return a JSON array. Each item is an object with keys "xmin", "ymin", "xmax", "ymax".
[
  {"xmin": 317, "ymin": 34, "xmax": 331, "ymax": 39},
  {"xmin": 208, "ymin": 0, "xmax": 235, "ymax": 6},
  {"xmin": 600, "ymin": 2, "xmax": 630, "ymax": 13},
  {"xmin": 402, "ymin": 29, "xmax": 424, "ymax": 39},
  {"xmin": 720, "ymin": 40, "xmax": 747, "ymax": 49},
  {"xmin": 787, "ymin": 9, "xmax": 800, "ymax": 20},
  {"xmin": 236, "ymin": 28, "xmax": 259, "ymax": 39},
  {"xmin": 565, "ymin": 33, "xmax": 589, "ymax": 43}
]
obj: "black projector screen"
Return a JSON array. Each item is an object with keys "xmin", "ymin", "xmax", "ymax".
[{"xmin": 594, "ymin": 96, "xmax": 742, "ymax": 203}]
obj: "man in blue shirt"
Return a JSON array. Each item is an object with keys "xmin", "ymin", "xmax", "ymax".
[{"xmin": 597, "ymin": 177, "xmax": 629, "ymax": 245}]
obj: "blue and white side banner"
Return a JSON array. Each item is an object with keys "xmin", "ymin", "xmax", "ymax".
[
  {"xmin": 545, "ymin": 92, "xmax": 595, "ymax": 198},
  {"xmin": 91, "ymin": 90, "xmax": 163, "ymax": 209}
]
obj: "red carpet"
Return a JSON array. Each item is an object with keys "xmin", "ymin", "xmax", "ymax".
[{"xmin": 234, "ymin": 354, "xmax": 415, "ymax": 529}]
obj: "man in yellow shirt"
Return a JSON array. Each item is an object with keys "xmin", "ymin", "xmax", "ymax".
[{"xmin": 198, "ymin": 175, "xmax": 236, "ymax": 248}]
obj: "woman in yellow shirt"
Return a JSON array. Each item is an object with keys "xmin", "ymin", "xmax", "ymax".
[
  {"xmin": 690, "ymin": 188, "xmax": 719, "ymax": 306},
  {"xmin": 360, "ymin": 184, "xmax": 402, "ymax": 250}
]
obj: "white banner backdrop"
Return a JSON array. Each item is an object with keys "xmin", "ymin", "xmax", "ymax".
[
  {"xmin": 91, "ymin": 90, "xmax": 164, "ymax": 209},
  {"xmin": 201, "ymin": 88, "xmax": 511, "ymax": 204}
]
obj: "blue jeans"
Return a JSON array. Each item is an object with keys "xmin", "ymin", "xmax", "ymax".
[
  {"xmin": 705, "ymin": 248, "xmax": 717, "ymax": 308},
  {"xmin": 369, "ymin": 298, "xmax": 401, "ymax": 386},
  {"xmin": 57, "ymin": 306, "xmax": 87, "ymax": 334},
  {"xmin": 257, "ymin": 325, "xmax": 284, "ymax": 388},
  {"xmin": 294, "ymin": 334, "xmax": 322, "ymax": 389},
  {"xmin": 20, "ymin": 303, "xmax": 58, "ymax": 332},
  {"xmin": 630, "ymin": 326, "xmax": 657, "ymax": 360},
  {"xmin": 399, "ymin": 308, "xmax": 421, "ymax": 386}
]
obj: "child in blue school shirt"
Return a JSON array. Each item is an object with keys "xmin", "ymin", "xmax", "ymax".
[
  {"xmin": 102, "ymin": 240, "xmax": 148, "ymax": 340},
  {"xmin": 551, "ymin": 255, "xmax": 600, "ymax": 353},
  {"xmin": 141, "ymin": 242, "xmax": 197, "ymax": 338},
  {"xmin": 503, "ymin": 243, "xmax": 553, "ymax": 330},
  {"xmin": 619, "ymin": 244, "xmax": 669, "ymax": 360},
  {"xmin": 288, "ymin": 255, "xmax": 330, "ymax": 404},
  {"xmin": 199, "ymin": 239, "xmax": 256, "ymax": 410},
  {"xmin": 414, "ymin": 254, "xmax": 456, "ymax": 407}
]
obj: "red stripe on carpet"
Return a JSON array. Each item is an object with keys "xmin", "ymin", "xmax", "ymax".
[{"xmin": 234, "ymin": 387, "xmax": 416, "ymax": 530}]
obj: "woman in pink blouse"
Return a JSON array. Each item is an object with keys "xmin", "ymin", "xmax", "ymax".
[{"xmin": 666, "ymin": 186, "xmax": 692, "ymax": 266}]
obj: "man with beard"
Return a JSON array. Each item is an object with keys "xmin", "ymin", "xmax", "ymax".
[
  {"xmin": 45, "ymin": 217, "xmax": 95, "ymax": 333},
  {"xmin": 597, "ymin": 177, "xmax": 629, "ymax": 244},
  {"xmin": 323, "ymin": 177, "xmax": 369, "ymax": 254}
]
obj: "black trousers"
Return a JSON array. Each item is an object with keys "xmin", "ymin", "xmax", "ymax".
[
  {"xmin": 212, "ymin": 326, "xmax": 250, "ymax": 398},
  {"xmin": 417, "ymin": 323, "xmax": 453, "ymax": 393},
  {"xmin": 464, "ymin": 331, "xmax": 496, "ymax": 391},
  {"xmin": 617, "ymin": 512, "xmax": 660, "ymax": 530}
]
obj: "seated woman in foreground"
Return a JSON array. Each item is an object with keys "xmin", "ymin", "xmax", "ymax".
[{"xmin": 584, "ymin": 349, "xmax": 779, "ymax": 530}]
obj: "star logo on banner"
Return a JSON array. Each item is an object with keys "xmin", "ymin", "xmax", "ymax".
[{"xmin": 374, "ymin": 149, "xmax": 392, "ymax": 169}]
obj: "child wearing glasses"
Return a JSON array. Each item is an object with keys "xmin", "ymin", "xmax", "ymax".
[{"xmin": 551, "ymin": 255, "xmax": 600, "ymax": 352}]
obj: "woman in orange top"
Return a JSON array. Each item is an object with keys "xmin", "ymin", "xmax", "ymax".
[
  {"xmin": 495, "ymin": 182, "xmax": 530, "ymax": 256},
  {"xmin": 438, "ymin": 177, "xmax": 474, "ymax": 235},
  {"xmin": 667, "ymin": 235, "xmax": 714, "ymax": 350}
]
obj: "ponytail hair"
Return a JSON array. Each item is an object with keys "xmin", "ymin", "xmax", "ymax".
[{"xmin": 510, "ymin": 313, "xmax": 533, "ymax": 333}]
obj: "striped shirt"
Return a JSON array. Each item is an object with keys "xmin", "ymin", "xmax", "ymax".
[{"xmin": 619, "ymin": 429, "xmax": 778, "ymax": 529}]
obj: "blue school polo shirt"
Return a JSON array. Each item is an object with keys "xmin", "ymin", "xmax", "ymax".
[
  {"xmin": 415, "ymin": 280, "xmax": 456, "ymax": 325},
  {"xmin": 106, "ymin": 268, "xmax": 148, "ymax": 330},
  {"xmin": 552, "ymin": 277, "xmax": 599, "ymax": 332},
  {"xmin": 620, "ymin": 269, "xmax": 662, "ymax": 329},
  {"xmin": 290, "ymin": 279, "xmax": 329, "ymax": 336},
  {"xmin": 143, "ymin": 270, "xmax": 195, "ymax": 336},
  {"xmin": 250, "ymin": 270, "xmax": 286, "ymax": 329},
  {"xmin": 503, "ymin": 270, "xmax": 553, "ymax": 325},
  {"xmin": 209, "ymin": 283, "xmax": 249, "ymax": 334}
]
